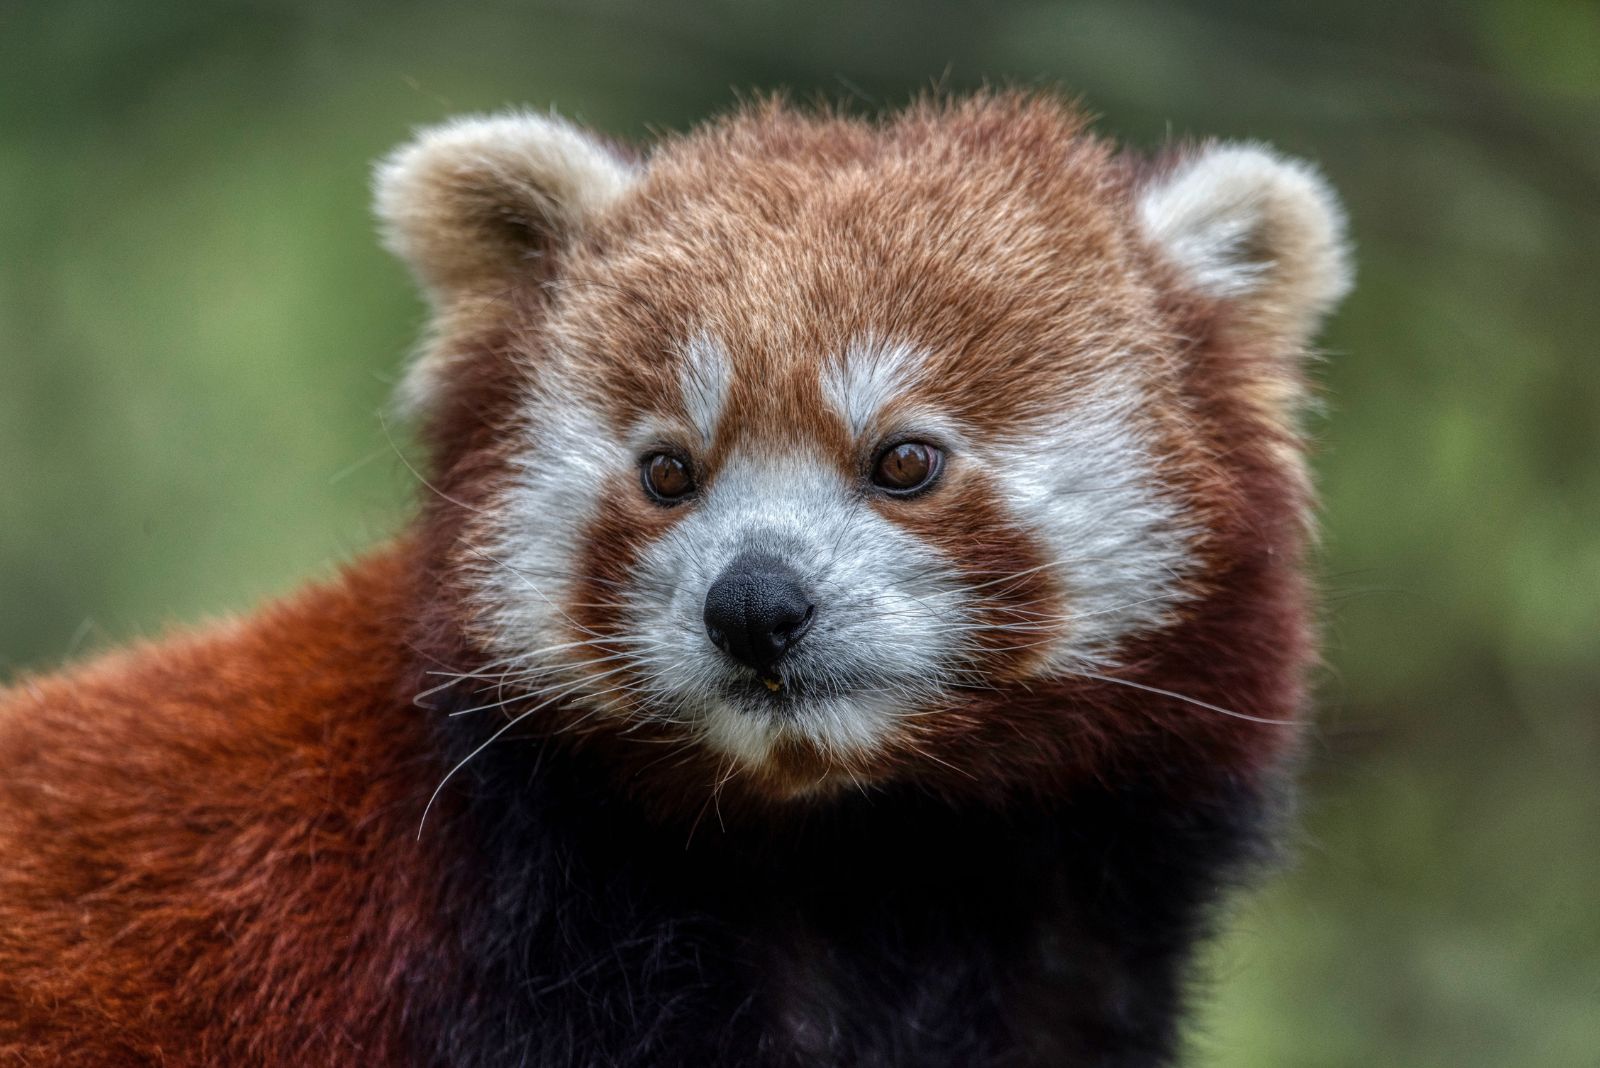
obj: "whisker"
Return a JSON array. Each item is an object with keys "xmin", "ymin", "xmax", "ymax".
[
  {"xmin": 462, "ymin": 545, "xmax": 609, "ymax": 639},
  {"xmin": 418, "ymin": 663, "xmax": 659, "ymax": 837},
  {"xmin": 1064, "ymin": 670, "xmax": 1296, "ymax": 726},
  {"xmin": 446, "ymin": 663, "xmax": 636, "ymax": 717},
  {"xmin": 379, "ymin": 411, "xmax": 492, "ymax": 517}
]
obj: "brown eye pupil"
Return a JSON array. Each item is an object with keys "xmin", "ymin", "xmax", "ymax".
[
  {"xmin": 872, "ymin": 442, "xmax": 940, "ymax": 494},
  {"xmin": 643, "ymin": 453, "xmax": 694, "ymax": 503}
]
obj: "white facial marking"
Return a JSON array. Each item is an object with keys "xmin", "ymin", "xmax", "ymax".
[
  {"xmin": 820, "ymin": 337, "xmax": 926, "ymax": 438},
  {"xmin": 828, "ymin": 335, "xmax": 1196, "ymax": 672},
  {"xmin": 677, "ymin": 332, "xmax": 732, "ymax": 447},
  {"xmin": 468, "ymin": 348, "xmax": 629, "ymax": 668},
  {"xmin": 987, "ymin": 373, "xmax": 1196, "ymax": 670},
  {"xmin": 468, "ymin": 329, "xmax": 1195, "ymax": 781},
  {"xmin": 624, "ymin": 449, "xmax": 965, "ymax": 766}
]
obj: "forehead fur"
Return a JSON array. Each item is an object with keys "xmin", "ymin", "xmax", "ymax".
[{"xmin": 550, "ymin": 94, "xmax": 1169, "ymax": 439}]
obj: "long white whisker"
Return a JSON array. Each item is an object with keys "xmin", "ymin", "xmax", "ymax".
[
  {"xmin": 418, "ymin": 661, "xmax": 657, "ymax": 837},
  {"xmin": 446, "ymin": 663, "xmax": 637, "ymax": 717},
  {"xmin": 379, "ymin": 411, "xmax": 492, "ymax": 517},
  {"xmin": 1065, "ymin": 670, "xmax": 1296, "ymax": 726}
]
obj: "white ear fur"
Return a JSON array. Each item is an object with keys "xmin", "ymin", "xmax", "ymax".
[
  {"xmin": 374, "ymin": 111, "xmax": 636, "ymax": 306},
  {"xmin": 1139, "ymin": 144, "xmax": 1351, "ymax": 346}
]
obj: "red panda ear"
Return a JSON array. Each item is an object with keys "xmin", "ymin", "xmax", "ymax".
[
  {"xmin": 373, "ymin": 111, "xmax": 637, "ymax": 412},
  {"xmin": 374, "ymin": 111, "xmax": 635, "ymax": 303},
  {"xmin": 1139, "ymin": 144, "xmax": 1352, "ymax": 351}
]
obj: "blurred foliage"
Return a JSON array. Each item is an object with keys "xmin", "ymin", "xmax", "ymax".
[{"xmin": 2, "ymin": 1, "xmax": 1597, "ymax": 1064}]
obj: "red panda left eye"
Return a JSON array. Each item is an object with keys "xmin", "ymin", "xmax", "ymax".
[{"xmin": 871, "ymin": 442, "xmax": 942, "ymax": 495}]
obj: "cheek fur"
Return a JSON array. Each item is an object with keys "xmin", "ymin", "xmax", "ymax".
[
  {"xmin": 569, "ymin": 473, "xmax": 685, "ymax": 661},
  {"xmin": 875, "ymin": 467, "xmax": 1059, "ymax": 682},
  {"xmin": 984, "ymin": 385, "xmax": 1201, "ymax": 671}
]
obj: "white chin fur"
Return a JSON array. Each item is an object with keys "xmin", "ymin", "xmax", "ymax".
[{"xmin": 467, "ymin": 376, "xmax": 968, "ymax": 772}]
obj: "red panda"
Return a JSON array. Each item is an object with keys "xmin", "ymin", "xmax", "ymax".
[{"xmin": 0, "ymin": 93, "xmax": 1350, "ymax": 1066}]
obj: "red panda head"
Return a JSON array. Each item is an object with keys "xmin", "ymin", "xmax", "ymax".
[{"xmin": 375, "ymin": 94, "xmax": 1350, "ymax": 811}]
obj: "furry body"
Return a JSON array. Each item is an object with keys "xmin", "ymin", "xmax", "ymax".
[
  {"xmin": 0, "ymin": 94, "xmax": 1348, "ymax": 1065},
  {"xmin": 0, "ymin": 548, "xmax": 1271, "ymax": 1065}
]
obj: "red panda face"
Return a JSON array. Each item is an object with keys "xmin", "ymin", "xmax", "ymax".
[{"xmin": 378, "ymin": 95, "xmax": 1350, "ymax": 807}]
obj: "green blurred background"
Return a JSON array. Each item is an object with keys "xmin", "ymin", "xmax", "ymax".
[{"xmin": 3, "ymin": 2, "xmax": 1596, "ymax": 1063}]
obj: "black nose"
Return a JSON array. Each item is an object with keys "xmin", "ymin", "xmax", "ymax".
[{"xmin": 703, "ymin": 554, "xmax": 816, "ymax": 674}]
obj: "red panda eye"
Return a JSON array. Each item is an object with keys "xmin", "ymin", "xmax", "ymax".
[
  {"xmin": 641, "ymin": 452, "xmax": 696, "ymax": 504},
  {"xmin": 871, "ymin": 442, "xmax": 942, "ymax": 495}
]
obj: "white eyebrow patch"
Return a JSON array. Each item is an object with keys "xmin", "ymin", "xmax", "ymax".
[
  {"xmin": 678, "ymin": 332, "xmax": 732, "ymax": 446},
  {"xmin": 821, "ymin": 337, "xmax": 926, "ymax": 438}
]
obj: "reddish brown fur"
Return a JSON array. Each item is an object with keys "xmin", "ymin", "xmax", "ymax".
[
  {"xmin": 0, "ymin": 544, "xmax": 455, "ymax": 1063},
  {"xmin": 0, "ymin": 93, "xmax": 1328, "ymax": 1059}
]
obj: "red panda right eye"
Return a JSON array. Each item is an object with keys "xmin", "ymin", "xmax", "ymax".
[
  {"xmin": 642, "ymin": 452, "xmax": 696, "ymax": 504},
  {"xmin": 870, "ymin": 441, "xmax": 942, "ymax": 495}
]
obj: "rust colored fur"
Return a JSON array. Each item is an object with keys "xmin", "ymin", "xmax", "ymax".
[
  {"xmin": 0, "ymin": 546, "xmax": 442, "ymax": 1063},
  {"xmin": 0, "ymin": 93, "xmax": 1347, "ymax": 1065}
]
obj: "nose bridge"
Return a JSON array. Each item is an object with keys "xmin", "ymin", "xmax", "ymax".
[{"xmin": 703, "ymin": 451, "xmax": 848, "ymax": 569}]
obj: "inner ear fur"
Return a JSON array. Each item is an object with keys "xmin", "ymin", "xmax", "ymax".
[
  {"xmin": 1139, "ymin": 143, "xmax": 1352, "ymax": 351},
  {"xmin": 373, "ymin": 111, "xmax": 637, "ymax": 307}
]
